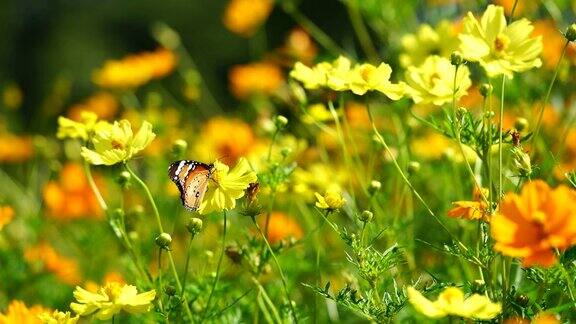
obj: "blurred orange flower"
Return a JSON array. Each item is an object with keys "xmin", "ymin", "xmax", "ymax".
[
  {"xmin": 0, "ymin": 134, "xmax": 33, "ymax": 163},
  {"xmin": 261, "ymin": 212, "xmax": 303, "ymax": 244},
  {"xmin": 0, "ymin": 300, "xmax": 49, "ymax": 324},
  {"xmin": 24, "ymin": 243, "xmax": 82, "ymax": 285},
  {"xmin": 532, "ymin": 20, "xmax": 576, "ymax": 70},
  {"xmin": 278, "ymin": 28, "xmax": 317, "ymax": 65},
  {"xmin": 448, "ymin": 201, "xmax": 487, "ymax": 221},
  {"xmin": 491, "ymin": 180, "xmax": 576, "ymax": 267},
  {"xmin": 229, "ymin": 62, "xmax": 284, "ymax": 99},
  {"xmin": 0, "ymin": 205, "xmax": 14, "ymax": 231},
  {"xmin": 194, "ymin": 117, "xmax": 256, "ymax": 165},
  {"xmin": 223, "ymin": 0, "xmax": 273, "ymax": 37},
  {"xmin": 67, "ymin": 92, "xmax": 118, "ymax": 120},
  {"xmin": 504, "ymin": 312, "xmax": 560, "ymax": 324},
  {"xmin": 93, "ymin": 48, "xmax": 177, "ymax": 89},
  {"xmin": 43, "ymin": 163, "xmax": 103, "ymax": 220},
  {"xmin": 85, "ymin": 271, "xmax": 126, "ymax": 292},
  {"xmin": 494, "ymin": 0, "xmax": 537, "ymax": 16}
]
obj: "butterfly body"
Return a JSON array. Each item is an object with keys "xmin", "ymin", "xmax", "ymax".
[{"xmin": 168, "ymin": 160, "xmax": 214, "ymax": 211}]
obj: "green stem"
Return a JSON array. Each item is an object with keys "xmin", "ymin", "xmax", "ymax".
[
  {"xmin": 280, "ymin": 2, "xmax": 345, "ymax": 56},
  {"xmin": 251, "ymin": 276, "xmax": 283, "ymax": 324},
  {"xmin": 202, "ymin": 211, "xmax": 227, "ymax": 322},
  {"xmin": 498, "ymin": 75, "xmax": 506, "ymax": 201},
  {"xmin": 124, "ymin": 163, "xmax": 194, "ymax": 320},
  {"xmin": 251, "ymin": 217, "xmax": 298, "ymax": 323},
  {"xmin": 556, "ymin": 249, "xmax": 576, "ymax": 309},
  {"xmin": 531, "ymin": 41, "xmax": 569, "ymax": 149},
  {"xmin": 181, "ymin": 235, "xmax": 194, "ymax": 299},
  {"xmin": 345, "ymin": 0, "xmax": 379, "ymax": 62},
  {"xmin": 83, "ymin": 162, "xmax": 108, "ymax": 212}
]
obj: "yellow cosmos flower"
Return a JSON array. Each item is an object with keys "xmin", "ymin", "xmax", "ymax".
[
  {"xmin": 458, "ymin": 5, "xmax": 542, "ymax": 78},
  {"xmin": 0, "ymin": 300, "xmax": 49, "ymax": 324},
  {"xmin": 290, "ymin": 56, "xmax": 405, "ymax": 99},
  {"xmin": 80, "ymin": 120, "xmax": 156, "ymax": 166},
  {"xmin": 405, "ymin": 55, "xmax": 471, "ymax": 106},
  {"xmin": 400, "ymin": 20, "xmax": 459, "ymax": 67},
  {"xmin": 407, "ymin": 286, "xmax": 502, "ymax": 320},
  {"xmin": 198, "ymin": 157, "xmax": 257, "ymax": 215},
  {"xmin": 57, "ymin": 111, "xmax": 110, "ymax": 141},
  {"xmin": 70, "ymin": 282, "xmax": 156, "ymax": 320},
  {"xmin": 39, "ymin": 310, "xmax": 79, "ymax": 324},
  {"xmin": 315, "ymin": 185, "xmax": 345, "ymax": 210}
]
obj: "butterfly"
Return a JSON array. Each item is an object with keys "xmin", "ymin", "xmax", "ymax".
[{"xmin": 168, "ymin": 160, "xmax": 214, "ymax": 211}]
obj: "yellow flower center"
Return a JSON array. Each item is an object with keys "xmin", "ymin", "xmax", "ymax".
[
  {"xmin": 428, "ymin": 72, "xmax": 441, "ymax": 87},
  {"xmin": 103, "ymin": 282, "xmax": 122, "ymax": 301},
  {"xmin": 111, "ymin": 139, "xmax": 124, "ymax": 149},
  {"xmin": 494, "ymin": 34, "xmax": 510, "ymax": 53}
]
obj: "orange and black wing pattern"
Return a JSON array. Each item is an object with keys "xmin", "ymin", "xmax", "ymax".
[{"xmin": 168, "ymin": 160, "xmax": 213, "ymax": 211}]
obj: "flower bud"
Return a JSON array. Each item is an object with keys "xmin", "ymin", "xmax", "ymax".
[
  {"xmin": 450, "ymin": 51, "xmax": 464, "ymax": 66},
  {"xmin": 171, "ymin": 139, "xmax": 188, "ymax": 159},
  {"xmin": 186, "ymin": 217, "xmax": 203, "ymax": 236},
  {"xmin": 359, "ymin": 210, "xmax": 373, "ymax": 223},
  {"xmin": 164, "ymin": 285, "xmax": 177, "ymax": 296},
  {"xmin": 155, "ymin": 233, "xmax": 172, "ymax": 250},
  {"xmin": 514, "ymin": 117, "xmax": 528, "ymax": 132},
  {"xmin": 280, "ymin": 147, "xmax": 292, "ymax": 158},
  {"xmin": 274, "ymin": 115, "xmax": 288, "ymax": 130},
  {"xmin": 117, "ymin": 171, "xmax": 131, "ymax": 188},
  {"xmin": 515, "ymin": 294, "xmax": 529, "ymax": 307},
  {"xmin": 368, "ymin": 180, "xmax": 381, "ymax": 195},
  {"xmin": 407, "ymin": 161, "xmax": 421, "ymax": 176},
  {"xmin": 484, "ymin": 110, "xmax": 495, "ymax": 119},
  {"xmin": 225, "ymin": 245, "xmax": 242, "ymax": 264},
  {"xmin": 511, "ymin": 147, "xmax": 532, "ymax": 177},
  {"xmin": 480, "ymin": 83, "xmax": 493, "ymax": 97},
  {"xmin": 565, "ymin": 23, "xmax": 576, "ymax": 42},
  {"xmin": 289, "ymin": 81, "xmax": 307, "ymax": 105}
]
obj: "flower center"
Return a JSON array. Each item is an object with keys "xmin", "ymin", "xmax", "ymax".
[
  {"xmin": 428, "ymin": 72, "xmax": 441, "ymax": 87},
  {"xmin": 111, "ymin": 139, "xmax": 124, "ymax": 149},
  {"xmin": 103, "ymin": 282, "xmax": 122, "ymax": 301},
  {"xmin": 494, "ymin": 34, "xmax": 510, "ymax": 53}
]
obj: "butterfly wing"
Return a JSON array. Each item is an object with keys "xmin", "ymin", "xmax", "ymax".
[{"xmin": 168, "ymin": 160, "xmax": 213, "ymax": 211}]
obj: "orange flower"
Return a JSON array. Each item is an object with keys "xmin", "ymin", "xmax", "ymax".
[
  {"xmin": 67, "ymin": 92, "xmax": 118, "ymax": 120},
  {"xmin": 447, "ymin": 201, "xmax": 487, "ymax": 221},
  {"xmin": 261, "ymin": 212, "xmax": 303, "ymax": 244},
  {"xmin": 504, "ymin": 312, "xmax": 561, "ymax": 324},
  {"xmin": 93, "ymin": 48, "xmax": 177, "ymax": 89},
  {"xmin": 0, "ymin": 300, "xmax": 49, "ymax": 324},
  {"xmin": 223, "ymin": 0, "xmax": 273, "ymax": 37},
  {"xmin": 0, "ymin": 134, "xmax": 33, "ymax": 163},
  {"xmin": 194, "ymin": 117, "xmax": 256, "ymax": 165},
  {"xmin": 491, "ymin": 180, "xmax": 576, "ymax": 267},
  {"xmin": 494, "ymin": 0, "xmax": 537, "ymax": 16},
  {"xmin": 532, "ymin": 20, "xmax": 576, "ymax": 70},
  {"xmin": 0, "ymin": 205, "xmax": 14, "ymax": 231},
  {"xmin": 278, "ymin": 28, "xmax": 317, "ymax": 64},
  {"xmin": 43, "ymin": 163, "xmax": 103, "ymax": 220},
  {"xmin": 228, "ymin": 62, "xmax": 284, "ymax": 99},
  {"xmin": 85, "ymin": 271, "xmax": 126, "ymax": 292},
  {"xmin": 24, "ymin": 243, "xmax": 82, "ymax": 285}
]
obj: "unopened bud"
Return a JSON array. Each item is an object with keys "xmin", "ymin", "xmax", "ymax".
[
  {"xmin": 164, "ymin": 285, "xmax": 177, "ymax": 296},
  {"xmin": 359, "ymin": 210, "xmax": 373, "ymax": 223},
  {"xmin": 155, "ymin": 233, "xmax": 172, "ymax": 250},
  {"xmin": 514, "ymin": 118, "xmax": 529, "ymax": 132},
  {"xmin": 511, "ymin": 147, "xmax": 532, "ymax": 177},
  {"xmin": 565, "ymin": 23, "xmax": 576, "ymax": 42},
  {"xmin": 186, "ymin": 218, "xmax": 203, "ymax": 236},
  {"xmin": 515, "ymin": 294, "xmax": 529, "ymax": 307},
  {"xmin": 274, "ymin": 115, "xmax": 288, "ymax": 129},
  {"xmin": 280, "ymin": 147, "xmax": 292, "ymax": 158},
  {"xmin": 368, "ymin": 180, "xmax": 382, "ymax": 195},
  {"xmin": 172, "ymin": 139, "xmax": 188, "ymax": 158},
  {"xmin": 407, "ymin": 161, "xmax": 421, "ymax": 176},
  {"xmin": 480, "ymin": 83, "xmax": 493, "ymax": 97},
  {"xmin": 117, "ymin": 171, "xmax": 131, "ymax": 188},
  {"xmin": 484, "ymin": 110, "xmax": 495, "ymax": 119},
  {"xmin": 450, "ymin": 51, "xmax": 464, "ymax": 66}
]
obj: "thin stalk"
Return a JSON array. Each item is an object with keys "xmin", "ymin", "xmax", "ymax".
[
  {"xmin": 346, "ymin": 0, "xmax": 379, "ymax": 62},
  {"xmin": 498, "ymin": 75, "xmax": 506, "ymax": 201},
  {"xmin": 531, "ymin": 41, "xmax": 569, "ymax": 149},
  {"xmin": 251, "ymin": 217, "xmax": 298, "ymax": 323},
  {"xmin": 181, "ymin": 235, "xmax": 194, "ymax": 299},
  {"xmin": 202, "ymin": 211, "xmax": 227, "ymax": 322},
  {"xmin": 124, "ymin": 163, "xmax": 194, "ymax": 320},
  {"xmin": 157, "ymin": 249, "xmax": 167, "ymax": 316},
  {"xmin": 280, "ymin": 2, "xmax": 345, "ymax": 56},
  {"xmin": 83, "ymin": 162, "xmax": 108, "ymax": 212},
  {"xmin": 251, "ymin": 276, "xmax": 283, "ymax": 324}
]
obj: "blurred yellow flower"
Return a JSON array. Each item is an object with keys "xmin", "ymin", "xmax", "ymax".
[
  {"xmin": 67, "ymin": 92, "xmax": 118, "ymax": 121},
  {"xmin": 38, "ymin": 310, "xmax": 79, "ymax": 324},
  {"xmin": 0, "ymin": 205, "xmax": 14, "ymax": 231},
  {"xmin": 301, "ymin": 103, "xmax": 333, "ymax": 124},
  {"xmin": 93, "ymin": 48, "xmax": 176, "ymax": 89},
  {"xmin": 43, "ymin": 163, "xmax": 103, "ymax": 220},
  {"xmin": 80, "ymin": 120, "xmax": 155, "ymax": 165},
  {"xmin": 198, "ymin": 158, "xmax": 257, "ymax": 215},
  {"xmin": 400, "ymin": 20, "xmax": 459, "ymax": 67},
  {"xmin": 70, "ymin": 282, "xmax": 155, "ymax": 320},
  {"xmin": 57, "ymin": 111, "xmax": 109, "ymax": 141},
  {"xmin": 407, "ymin": 286, "xmax": 501, "ymax": 320},
  {"xmin": 228, "ymin": 62, "xmax": 284, "ymax": 99},
  {"xmin": 2, "ymin": 83, "xmax": 23, "ymax": 110},
  {"xmin": 223, "ymin": 0, "xmax": 273, "ymax": 37},
  {"xmin": 290, "ymin": 56, "xmax": 405, "ymax": 99},
  {"xmin": 0, "ymin": 133, "xmax": 34, "ymax": 163},
  {"xmin": 0, "ymin": 300, "xmax": 49, "ymax": 324},
  {"xmin": 315, "ymin": 185, "xmax": 345, "ymax": 210},
  {"xmin": 458, "ymin": 5, "xmax": 542, "ymax": 78},
  {"xmin": 24, "ymin": 243, "xmax": 82, "ymax": 285},
  {"xmin": 405, "ymin": 55, "xmax": 471, "ymax": 105}
]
